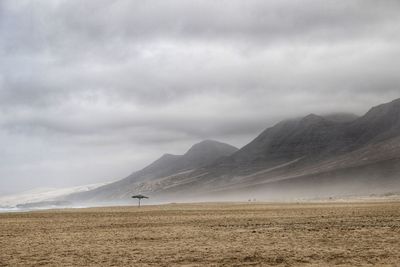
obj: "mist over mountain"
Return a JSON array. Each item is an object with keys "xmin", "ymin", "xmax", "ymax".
[
  {"xmin": 127, "ymin": 140, "xmax": 239, "ymax": 183},
  {"xmin": 64, "ymin": 98, "xmax": 400, "ymax": 204},
  {"xmin": 322, "ymin": 113, "xmax": 359, "ymax": 123},
  {"xmin": 2, "ymin": 0, "xmax": 400, "ymax": 196},
  {"xmin": 2, "ymin": 2, "xmax": 400, "ymax": 267},
  {"xmin": 67, "ymin": 140, "xmax": 238, "ymax": 202}
]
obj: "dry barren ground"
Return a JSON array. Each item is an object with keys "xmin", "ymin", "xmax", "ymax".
[{"xmin": 1, "ymin": 202, "xmax": 400, "ymax": 266}]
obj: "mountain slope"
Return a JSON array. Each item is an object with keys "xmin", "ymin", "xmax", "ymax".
[
  {"xmin": 322, "ymin": 113, "xmax": 359, "ymax": 123},
  {"xmin": 68, "ymin": 98, "xmax": 400, "ymax": 203},
  {"xmin": 348, "ymin": 98, "xmax": 400, "ymax": 146},
  {"xmin": 125, "ymin": 139, "xmax": 238, "ymax": 183},
  {"xmin": 68, "ymin": 140, "xmax": 238, "ymax": 202}
]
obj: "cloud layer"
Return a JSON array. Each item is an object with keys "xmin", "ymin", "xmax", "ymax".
[{"xmin": 1, "ymin": 0, "xmax": 399, "ymax": 194}]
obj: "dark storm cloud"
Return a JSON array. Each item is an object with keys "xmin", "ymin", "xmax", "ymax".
[{"xmin": 0, "ymin": 0, "xmax": 399, "ymax": 194}]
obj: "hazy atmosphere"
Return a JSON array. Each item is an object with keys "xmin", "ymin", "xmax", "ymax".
[{"xmin": 1, "ymin": 0, "xmax": 400, "ymax": 195}]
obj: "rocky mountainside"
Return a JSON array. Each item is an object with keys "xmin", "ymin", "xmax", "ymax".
[
  {"xmin": 67, "ymin": 140, "xmax": 238, "ymax": 202},
  {"xmin": 125, "ymin": 139, "xmax": 239, "ymax": 183},
  {"xmin": 67, "ymin": 98, "xmax": 400, "ymax": 203}
]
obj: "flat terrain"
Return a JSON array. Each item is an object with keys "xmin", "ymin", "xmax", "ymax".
[{"xmin": 1, "ymin": 202, "xmax": 400, "ymax": 266}]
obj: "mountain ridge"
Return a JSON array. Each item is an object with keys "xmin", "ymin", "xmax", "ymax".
[
  {"xmin": 67, "ymin": 139, "xmax": 238, "ymax": 202},
  {"xmin": 67, "ymin": 98, "xmax": 400, "ymax": 203}
]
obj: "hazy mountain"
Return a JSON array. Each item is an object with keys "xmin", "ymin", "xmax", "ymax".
[
  {"xmin": 322, "ymin": 113, "xmax": 359, "ymax": 123},
  {"xmin": 67, "ymin": 98, "xmax": 400, "ymax": 203},
  {"xmin": 348, "ymin": 98, "xmax": 400, "ymax": 146},
  {"xmin": 125, "ymin": 139, "xmax": 239, "ymax": 183},
  {"xmin": 67, "ymin": 140, "xmax": 238, "ymax": 202}
]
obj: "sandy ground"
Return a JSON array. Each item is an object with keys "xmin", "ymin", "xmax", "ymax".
[{"xmin": 1, "ymin": 202, "xmax": 400, "ymax": 266}]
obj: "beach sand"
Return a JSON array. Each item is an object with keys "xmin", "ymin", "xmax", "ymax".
[{"xmin": 1, "ymin": 202, "xmax": 400, "ymax": 266}]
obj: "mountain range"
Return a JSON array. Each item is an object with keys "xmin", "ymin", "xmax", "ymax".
[{"xmin": 68, "ymin": 98, "xmax": 400, "ymax": 204}]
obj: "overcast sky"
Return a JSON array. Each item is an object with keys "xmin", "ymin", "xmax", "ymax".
[{"xmin": 1, "ymin": 0, "xmax": 399, "ymax": 194}]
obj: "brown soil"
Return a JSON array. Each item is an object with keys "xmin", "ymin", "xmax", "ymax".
[{"xmin": 1, "ymin": 202, "xmax": 400, "ymax": 266}]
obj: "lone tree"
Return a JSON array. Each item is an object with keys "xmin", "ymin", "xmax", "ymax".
[{"xmin": 131, "ymin": 194, "xmax": 149, "ymax": 207}]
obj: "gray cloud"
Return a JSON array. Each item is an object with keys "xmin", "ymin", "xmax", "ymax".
[{"xmin": 0, "ymin": 0, "xmax": 399, "ymax": 194}]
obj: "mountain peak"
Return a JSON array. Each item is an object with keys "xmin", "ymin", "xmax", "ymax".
[
  {"xmin": 185, "ymin": 140, "xmax": 238, "ymax": 158},
  {"xmin": 122, "ymin": 140, "xmax": 238, "ymax": 183},
  {"xmin": 299, "ymin": 114, "xmax": 326, "ymax": 126},
  {"xmin": 68, "ymin": 98, "xmax": 400, "ymax": 203},
  {"xmin": 389, "ymin": 98, "xmax": 400, "ymax": 105},
  {"xmin": 368, "ymin": 98, "xmax": 400, "ymax": 111},
  {"xmin": 349, "ymin": 98, "xmax": 400, "ymax": 144},
  {"xmin": 362, "ymin": 98, "xmax": 400, "ymax": 122},
  {"xmin": 160, "ymin": 153, "xmax": 178, "ymax": 159}
]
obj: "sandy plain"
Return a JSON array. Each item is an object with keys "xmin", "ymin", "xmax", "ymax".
[{"xmin": 1, "ymin": 202, "xmax": 400, "ymax": 266}]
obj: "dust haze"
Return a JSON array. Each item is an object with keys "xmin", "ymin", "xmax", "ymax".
[{"xmin": 1, "ymin": 0, "xmax": 400, "ymax": 194}]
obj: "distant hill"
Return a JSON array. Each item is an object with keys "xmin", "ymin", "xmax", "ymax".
[
  {"xmin": 67, "ymin": 140, "xmax": 238, "ymax": 202},
  {"xmin": 125, "ymin": 139, "xmax": 239, "ymax": 183},
  {"xmin": 67, "ymin": 98, "xmax": 400, "ymax": 203}
]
